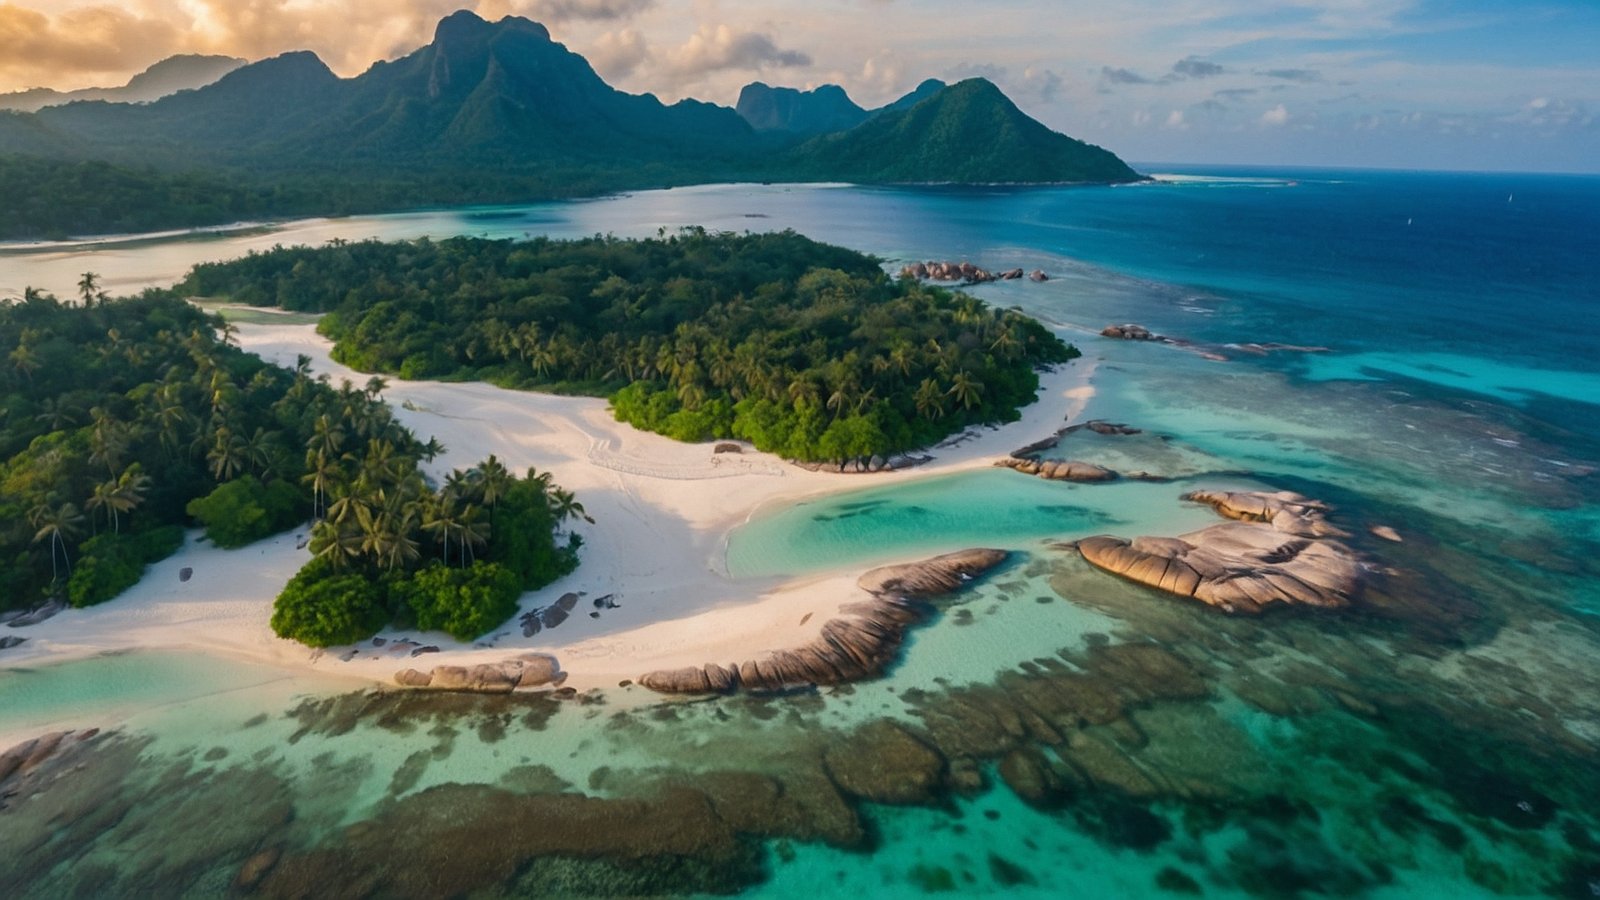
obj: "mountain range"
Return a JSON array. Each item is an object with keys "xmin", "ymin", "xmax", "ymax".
[
  {"xmin": 0, "ymin": 55, "xmax": 245, "ymax": 114},
  {"xmin": 0, "ymin": 11, "xmax": 1139, "ymax": 239}
]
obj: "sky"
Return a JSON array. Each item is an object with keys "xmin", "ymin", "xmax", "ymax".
[{"xmin": 2, "ymin": 0, "xmax": 1596, "ymax": 172}]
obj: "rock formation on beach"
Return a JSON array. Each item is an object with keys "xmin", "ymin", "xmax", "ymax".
[
  {"xmin": 1074, "ymin": 489, "xmax": 1365, "ymax": 613},
  {"xmin": 995, "ymin": 457, "xmax": 1118, "ymax": 482},
  {"xmin": 900, "ymin": 261, "xmax": 1049, "ymax": 284},
  {"xmin": 393, "ymin": 654, "xmax": 563, "ymax": 693},
  {"xmin": 639, "ymin": 548, "xmax": 1009, "ymax": 694},
  {"xmin": 1102, "ymin": 323, "xmax": 1159, "ymax": 341}
]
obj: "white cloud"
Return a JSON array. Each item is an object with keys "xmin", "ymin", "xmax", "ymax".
[
  {"xmin": 587, "ymin": 27, "xmax": 648, "ymax": 80},
  {"xmin": 662, "ymin": 24, "xmax": 809, "ymax": 79},
  {"xmin": 1260, "ymin": 103, "xmax": 1289, "ymax": 126}
]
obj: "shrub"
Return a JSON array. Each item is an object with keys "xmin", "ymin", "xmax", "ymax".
[
  {"xmin": 270, "ymin": 557, "xmax": 388, "ymax": 647},
  {"xmin": 388, "ymin": 561, "xmax": 522, "ymax": 642},
  {"xmin": 185, "ymin": 475, "xmax": 304, "ymax": 548},
  {"xmin": 66, "ymin": 526, "xmax": 185, "ymax": 608}
]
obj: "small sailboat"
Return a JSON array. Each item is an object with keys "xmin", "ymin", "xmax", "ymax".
[{"xmin": 1508, "ymin": 193, "xmax": 1514, "ymax": 203}]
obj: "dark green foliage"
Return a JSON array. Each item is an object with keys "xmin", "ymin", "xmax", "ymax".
[
  {"xmin": 484, "ymin": 480, "xmax": 580, "ymax": 590},
  {"xmin": 177, "ymin": 230, "xmax": 1078, "ymax": 462},
  {"xmin": 184, "ymin": 475, "xmax": 303, "ymax": 549},
  {"xmin": 788, "ymin": 79, "xmax": 1141, "ymax": 184},
  {"xmin": 0, "ymin": 288, "xmax": 421, "ymax": 610},
  {"xmin": 388, "ymin": 561, "xmax": 522, "ymax": 641},
  {"xmin": 269, "ymin": 557, "xmax": 389, "ymax": 648},
  {"xmin": 66, "ymin": 526, "xmax": 183, "ymax": 608}
]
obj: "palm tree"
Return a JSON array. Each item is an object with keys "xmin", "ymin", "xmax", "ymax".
[
  {"xmin": 88, "ymin": 407, "xmax": 129, "ymax": 475},
  {"xmin": 303, "ymin": 451, "xmax": 340, "ymax": 520},
  {"xmin": 310, "ymin": 519, "xmax": 363, "ymax": 571},
  {"xmin": 946, "ymin": 371, "xmax": 984, "ymax": 411},
  {"xmin": 469, "ymin": 454, "xmax": 514, "ymax": 533},
  {"xmin": 551, "ymin": 488, "xmax": 594, "ymax": 526},
  {"xmin": 104, "ymin": 467, "xmax": 151, "ymax": 534},
  {"xmin": 9, "ymin": 343, "xmax": 39, "ymax": 385},
  {"xmin": 420, "ymin": 437, "xmax": 446, "ymax": 463},
  {"xmin": 30, "ymin": 501, "xmax": 86, "ymax": 582},
  {"xmin": 307, "ymin": 414, "xmax": 345, "ymax": 460},
  {"xmin": 87, "ymin": 481, "xmax": 117, "ymax": 535},
  {"xmin": 34, "ymin": 398, "xmax": 80, "ymax": 431},
  {"xmin": 77, "ymin": 271, "xmax": 100, "ymax": 307},
  {"xmin": 914, "ymin": 378, "xmax": 946, "ymax": 421},
  {"xmin": 207, "ymin": 426, "xmax": 249, "ymax": 481}
]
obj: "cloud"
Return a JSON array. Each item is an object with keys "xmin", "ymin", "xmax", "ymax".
[
  {"xmin": 1260, "ymin": 67, "xmax": 1322, "ymax": 83},
  {"xmin": 1505, "ymin": 96, "xmax": 1592, "ymax": 130},
  {"xmin": 0, "ymin": 2, "xmax": 182, "ymax": 86},
  {"xmin": 1260, "ymin": 103, "xmax": 1289, "ymax": 126},
  {"xmin": 587, "ymin": 27, "xmax": 648, "ymax": 79},
  {"xmin": 0, "ymin": 1, "xmax": 659, "ymax": 91},
  {"xmin": 1214, "ymin": 87, "xmax": 1257, "ymax": 99},
  {"xmin": 661, "ymin": 24, "xmax": 810, "ymax": 79},
  {"xmin": 1164, "ymin": 109, "xmax": 1187, "ymax": 130},
  {"xmin": 1100, "ymin": 66, "xmax": 1152, "ymax": 86},
  {"xmin": 1171, "ymin": 56, "xmax": 1225, "ymax": 79},
  {"xmin": 525, "ymin": 0, "xmax": 654, "ymax": 21}
]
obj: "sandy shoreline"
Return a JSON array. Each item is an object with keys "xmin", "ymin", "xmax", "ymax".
[{"xmin": 2, "ymin": 320, "xmax": 1097, "ymax": 695}]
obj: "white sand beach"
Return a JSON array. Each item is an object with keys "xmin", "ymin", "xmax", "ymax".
[{"xmin": 4, "ymin": 318, "xmax": 1097, "ymax": 693}]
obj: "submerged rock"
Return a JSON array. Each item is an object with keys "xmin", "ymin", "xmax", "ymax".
[
  {"xmin": 998, "ymin": 746, "xmax": 1072, "ymax": 809},
  {"xmin": 1076, "ymin": 489, "xmax": 1364, "ymax": 614},
  {"xmin": 639, "ymin": 549, "xmax": 1008, "ymax": 695},
  {"xmin": 822, "ymin": 721, "xmax": 945, "ymax": 804}
]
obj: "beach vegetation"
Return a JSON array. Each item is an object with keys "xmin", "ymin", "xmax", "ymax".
[
  {"xmin": 386, "ymin": 561, "xmax": 522, "ymax": 642},
  {"xmin": 184, "ymin": 475, "xmax": 303, "ymax": 549},
  {"xmin": 0, "ymin": 288, "xmax": 580, "ymax": 640},
  {"xmin": 269, "ymin": 557, "xmax": 390, "ymax": 648},
  {"xmin": 66, "ymin": 526, "xmax": 184, "ymax": 608},
  {"xmin": 176, "ymin": 230, "xmax": 1078, "ymax": 464}
]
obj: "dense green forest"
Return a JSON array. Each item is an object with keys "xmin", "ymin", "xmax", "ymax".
[
  {"xmin": 0, "ymin": 155, "xmax": 698, "ymax": 240},
  {"xmin": 177, "ymin": 230, "xmax": 1077, "ymax": 462},
  {"xmin": 1, "ymin": 289, "xmax": 580, "ymax": 646}
]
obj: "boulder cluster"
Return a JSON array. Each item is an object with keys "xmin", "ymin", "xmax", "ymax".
[
  {"xmin": 393, "ymin": 654, "xmax": 563, "ymax": 693},
  {"xmin": 791, "ymin": 453, "xmax": 930, "ymax": 474},
  {"xmin": 995, "ymin": 456, "xmax": 1117, "ymax": 482},
  {"xmin": 1075, "ymin": 489, "xmax": 1365, "ymax": 614},
  {"xmin": 638, "ymin": 548, "xmax": 1009, "ymax": 694},
  {"xmin": 1101, "ymin": 323, "xmax": 1159, "ymax": 341},
  {"xmin": 1, "ymin": 730, "xmax": 98, "ymax": 808},
  {"xmin": 899, "ymin": 261, "xmax": 1048, "ymax": 283}
]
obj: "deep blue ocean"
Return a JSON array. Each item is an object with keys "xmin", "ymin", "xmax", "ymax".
[{"xmin": 3, "ymin": 167, "xmax": 1599, "ymax": 897}]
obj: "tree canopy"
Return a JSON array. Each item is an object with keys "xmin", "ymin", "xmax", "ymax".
[
  {"xmin": 1, "ymin": 289, "xmax": 582, "ymax": 645},
  {"xmin": 178, "ymin": 229, "xmax": 1078, "ymax": 462}
]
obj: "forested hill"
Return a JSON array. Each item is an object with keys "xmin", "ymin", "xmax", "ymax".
[
  {"xmin": 176, "ymin": 230, "xmax": 1078, "ymax": 463},
  {"xmin": 0, "ymin": 11, "xmax": 1140, "ymax": 239}
]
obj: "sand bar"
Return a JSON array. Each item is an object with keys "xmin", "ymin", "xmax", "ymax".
[{"xmin": 3, "ymin": 320, "xmax": 1097, "ymax": 693}]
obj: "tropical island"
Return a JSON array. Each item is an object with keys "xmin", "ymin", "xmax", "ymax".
[
  {"xmin": 3, "ymin": 228, "xmax": 1078, "ymax": 665},
  {"xmin": 0, "ymin": 11, "xmax": 1140, "ymax": 240},
  {"xmin": 0, "ymin": 286, "xmax": 581, "ymax": 647},
  {"xmin": 176, "ymin": 230, "xmax": 1078, "ymax": 465}
]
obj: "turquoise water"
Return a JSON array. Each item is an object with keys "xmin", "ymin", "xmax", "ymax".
[
  {"xmin": 4, "ymin": 170, "xmax": 1600, "ymax": 897},
  {"xmin": 726, "ymin": 469, "xmax": 1234, "ymax": 578}
]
